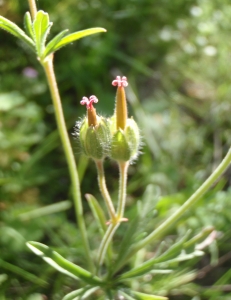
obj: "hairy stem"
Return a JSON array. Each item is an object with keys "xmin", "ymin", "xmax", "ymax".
[
  {"xmin": 114, "ymin": 147, "xmax": 231, "ymax": 273},
  {"xmin": 28, "ymin": 0, "xmax": 37, "ymax": 20},
  {"xmin": 41, "ymin": 56, "xmax": 94, "ymax": 272},
  {"xmin": 95, "ymin": 160, "xmax": 116, "ymax": 222},
  {"xmin": 117, "ymin": 161, "xmax": 129, "ymax": 219}
]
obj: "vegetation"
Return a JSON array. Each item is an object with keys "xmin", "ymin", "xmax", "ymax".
[{"xmin": 1, "ymin": 0, "xmax": 231, "ymax": 299}]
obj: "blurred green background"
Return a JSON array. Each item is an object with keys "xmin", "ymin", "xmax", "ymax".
[{"xmin": 1, "ymin": 0, "xmax": 231, "ymax": 299}]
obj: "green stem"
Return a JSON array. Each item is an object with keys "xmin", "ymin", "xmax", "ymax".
[
  {"xmin": 115, "ymin": 147, "xmax": 231, "ymax": 272},
  {"xmin": 97, "ymin": 161, "xmax": 129, "ymax": 268},
  {"xmin": 41, "ymin": 56, "xmax": 94, "ymax": 272},
  {"xmin": 97, "ymin": 223, "xmax": 119, "ymax": 267},
  {"xmin": 117, "ymin": 161, "xmax": 129, "ymax": 219},
  {"xmin": 95, "ymin": 160, "xmax": 116, "ymax": 222},
  {"xmin": 28, "ymin": 0, "xmax": 37, "ymax": 20}
]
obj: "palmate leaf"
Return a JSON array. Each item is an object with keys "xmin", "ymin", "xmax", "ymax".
[
  {"xmin": 27, "ymin": 242, "xmax": 103, "ymax": 285},
  {"xmin": 0, "ymin": 16, "xmax": 34, "ymax": 49},
  {"xmin": 44, "ymin": 27, "xmax": 106, "ymax": 57},
  {"xmin": 33, "ymin": 10, "xmax": 53, "ymax": 57},
  {"xmin": 0, "ymin": 12, "xmax": 106, "ymax": 59}
]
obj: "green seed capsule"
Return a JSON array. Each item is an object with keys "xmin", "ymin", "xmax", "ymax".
[
  {"xmin": 110, "ymin": 117, "xmax": 140, "ymax": 162},
  {"xmin": 79, "ymin": 117, "xmax": 111, "ymax": 160},
  {"xmin": 111, "ymin": 129, "xmax": 131, "ymax": 161},
  {"xmin": 125, "ymin": 118, "xmax": 140, "ymax": 159}
]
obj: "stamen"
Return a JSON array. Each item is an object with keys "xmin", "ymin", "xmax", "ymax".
[
  {"xmin": 112, "ymin": 76, "xmax": 128, "ymax": 87},
  {"xmin": 80, "ymin": 95, "xmax": 98, "ymax": 110}
]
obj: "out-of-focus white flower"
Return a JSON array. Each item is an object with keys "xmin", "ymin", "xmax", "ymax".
[
  {"xmin": 183, "ymin": 43, "xmax": 196, "ymax": 54},
  {"xmin": 159, "ymin": 28, "xmax": 172, "ymax": 41},
  {"xmin": 190, "ymin": 6, "xmax": 203, "ymax": 17},
  {"xmin": 203, "ymin": 45, "xmax": 217, "ymax": 56},
  {"xmin": 196, "ymin": 36, "xmax": 207, "ymax": 46}
]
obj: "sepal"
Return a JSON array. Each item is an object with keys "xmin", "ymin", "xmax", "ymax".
[
  {"xmin": 110, "ymin": 118, "xmax": 140, "ymax": 162},
  {"xmin": 78, "ymin": 117, "xmax": 111, "ymax": 160}
]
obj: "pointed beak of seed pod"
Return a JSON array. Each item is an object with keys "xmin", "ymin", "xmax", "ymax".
[{"xmin": 112, "ymin": 76, "xmax": 128, "ymax": 130}]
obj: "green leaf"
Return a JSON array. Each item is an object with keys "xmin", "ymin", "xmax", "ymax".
[
  {"xmin": 27, "ymin": 242, "xmax": 103, "ymax": 285},
  {"xmin": 33, "ymin": 10, "xmax": 52, "ymax": 57},
  {"xmin": 43, "ymin": 29, "xmax": 69, "ymax": 57},
  {"xmin": 63, "ymin": 286, "xmax": 99, "ymax": 300},
  {"xmin": 141, "ymin": 184, "xmax": 160, "ymax": 219},
  {"xmin": 118, "ymin": 231, "xmax": 192, "ymax": 280},
  {"xmin": 50, "ymin": 27, "xmax": 106, "ymax": 53},
  {"xmin": 132, "ymin": 291, "xmax": 168, "ymax": 300},
  {"xmin": 0, "ymin": 259, "xmax": 47, "ymax": 287},
  {"xmin": 85, "ymin": 194, "xmax": 113, "ymax": 264},
  {"xmin": 113, "ymin": 185, "xmax": 160, "ymax": 275},
  {"xmin": 0, "ymin": 16, "xmax": 34, "ymax": 49},
  {"xmin": 156, "ymin": 250, "xmax": 204, "ymax": 267},
  {"xmin": 63, "ymin": 288, "xmax": 87, "ymax": 300},
  {"xmin": 119, "ymin": 291, "xmax": 136, "ymax": 300},
  {"xmin": 18, "ymin": 200, "xmax": 72, "ymax": 221},
  {"xmin": 115, "ymin": 211, "xmax": 140, "ymax": 270},
  {"xmin": 24, "ymin": 12, "xmax": 34, "ymax": 39},
  {"xmin": 85, "ymin": 194, "xmax": 107, "ymax": 235}
]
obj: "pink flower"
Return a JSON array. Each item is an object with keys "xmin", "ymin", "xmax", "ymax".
[
  {"xmin": 80, "ymin": 95, "xmax": 98, "ymax": 110},
  {"xmin": 112, "ymin": 76, "xmax": 128, "ymax": 87}
]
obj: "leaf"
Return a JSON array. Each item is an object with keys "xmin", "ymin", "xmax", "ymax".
[
  {"xmin": 132, "ymin": 291, "xmax": 168, "ymax": 300},
  {"xmin": 85, "ymin": 194, "xmax": 107, "ymax": 235},
  {"xmin": 43, "ymin": 29, "xmax": 69, "ymax": 57},
  {"xmin": 0, "ymin": 259, "xmax": 47, "ymax": 287},
  {"xmin": 118, "ymin": 231, "xmax": 192, "ymax": 280},
  {"xmin": 120, "ymin": 291, "xmax": 168, "ymax": 300},
  {"xmin": 141, "ymin": 184, "xmax": 160, "ymax": 219},
  {"xmin": 156, "ymin": 250, "xmax": 204, "ymax": 267},
  {"xmin": 27, "ymin": 242, "xmax": 102, "ymax": 285},
  {"xmin": 119, "ymin": 291, "xmax": 136, "ymax": 300},
  {"xmin": 63, "ymin": 286, "xmax": 99, "ymax": 300},
  {"xmin": 0, "ymin": 16, "xmax": 34, "ymax": 49},
  {"xmin": 33, "ymin": 10, "xmax": 52, "ymax": 57},
  {"xmin": 18, "ymin": 200, "xmax": 72, "ymax": 221},
  {"xmin": 114, "ymin": 185, "xmax": 160, "ymax": 275},
  {"xmin": 50, "ymin": 27, "xmax": 106, "ymax": 53},
  {"xmin": 85, "ymin": 194, "xmax": 113, "ymax": 264},
  {"xmin": 24, "ymin": 12, "xmax": 34, "ymax": 39},
  {"xmin": 63, "ymin": 288, "xmax": 87, "ymax": 300},
  {"xmin": 114, "ymin": 212, "xmax": 140, "ymax": 271}
]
